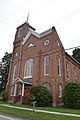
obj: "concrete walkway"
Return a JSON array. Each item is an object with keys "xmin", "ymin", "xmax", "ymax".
[{"xmin": 0, "ymin": 104, "xmax": 80, "ymax": 118}]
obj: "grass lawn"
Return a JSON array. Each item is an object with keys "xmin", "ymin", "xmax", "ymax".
[
  {"xmin": 10, "ymin": 103, "xmax": 80, "ymax": 115},
  {"xmin": 0, "ymin": 100, "xmax": 80, "ymax": 120}
]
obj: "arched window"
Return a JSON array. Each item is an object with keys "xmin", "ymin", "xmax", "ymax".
[
  {"xmin": 43, "ymin": 83, "xmax": 49, "ymax": 89},
  {"xmin": 66, "ymin": 63, "xmax": 69, "ymax": 79},
  {"xmin": 13, "ymin": 64, "xmax": 17, "ymax": 80},
  {"xmin": 58, "ymin": 84, "xmax": 62, "ymax": 98},
  {"xmin": 57, "ymin": 56, "xmax": 61, "ymax": 76},
  {"xmin": 44, "ymin": 55, "xmax": 49, "ymax": 75},
  {"xmin": 74, "ymin": 67, "xmax": 76, "ymax": 81},
  {"xmin": 18, "ymin": 27, "xmax": 23, "ymax": 38},
  {"xmin": 24, "ymin": 58, "xmax": 33, "ymax": 78}
]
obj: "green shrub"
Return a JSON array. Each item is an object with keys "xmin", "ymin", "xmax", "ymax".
[
  {"xmin": 62, "ymin": 82, "xmax": 80, "ymax": 108},
  {"xmin": 1, "ymin": 90, "xmax": 8, "ymax": 102},
  {"xmin": 28, "ymin": 86, "xmax": 52, "ymax": 107}
]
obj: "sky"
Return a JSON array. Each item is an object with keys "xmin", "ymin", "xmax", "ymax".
[{"xmin": 0, "ymin": 0, "xmax": 80, "ymax": 60}]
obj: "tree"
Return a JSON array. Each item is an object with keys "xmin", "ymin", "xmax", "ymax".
[
  {"xmin": 72, "ymin": 48, "xmax": 80, "ymax": 63},
  {"xmin": 0, "ymin": 52, "xmax": 12, "ymax": 93},
  {"xmin": 62, "ymin": 82, "xmax": 80, "ymax": 108}
]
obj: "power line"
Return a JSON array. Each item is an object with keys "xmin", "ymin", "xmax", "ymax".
[
  {"xmin": 0, "ymin": 0, "xmax": 80, "ymax": 57},
  {"xmin": 0, "ymin": 0, "xmax": 80, "ymax": 33},
  {"xmin": 38, "ymin": 9, "xmax": 80, "ymax": 31},
  {"xmin": 1, "ymin": 0, "xmax": 79, "ymax": 26},
  {"xmin": 0, "ymin": 0, "xmax": 54, "ymax": 33},
  {"xmin": 1, "ymin": 7, "xmax": 80, "ymax": 34},
  {"xmin": 65, "ymin": 46, "xmax": 80, "ymax": 51},
  {"xmin": 0, "ymin": 0, "xmax": 31, "ymax": 24},
  {"xmin": 0, "ymin": 0, "xmax": 53, "ymax": 25},
  {"xmin": 30, "ymin": 0, "xmax": 54, "ymax": 14},
  {"xmin": 10, "ymin": 45, "xmax": 80, "ymax": 64}
]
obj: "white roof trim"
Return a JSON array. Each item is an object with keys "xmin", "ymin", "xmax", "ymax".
[
  {"xmin": 14, "ymin": 78, "xmax": 23, "ymax": 83},
  {"xmin": 14, "ymin": 78, "xmax": 32, "ymax": 85},
  {"xmin": 22, "ymin": 31, "xmax": 31, "ymax": 45},
  {"xmin": 24, "ymin": 81, "xmax": 32, "ymax": 85},
  {"xmin": 40, "ymin": 28, "xmax": 52, "ymax": 37},
  {"xmin": 22, "ymin": 28, "xmax": 52, "ymax": 45}
]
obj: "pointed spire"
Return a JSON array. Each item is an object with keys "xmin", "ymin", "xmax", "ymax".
[{"xmin": 26, "ymin": 12, "xmax": 29, "ymax": 24}]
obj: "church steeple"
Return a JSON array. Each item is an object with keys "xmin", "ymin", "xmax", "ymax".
[{"xmin": 26, "ymin": 12, "xmax": 29, "ymax": 24}]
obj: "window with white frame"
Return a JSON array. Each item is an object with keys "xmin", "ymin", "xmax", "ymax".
[
  {"xmin": 24, "ymin": 58, "xmax": 33, "ymax": 78},
  {"xmin": 44, "ymin": 55, "xmax": 49, "ymax": 75},
  {"xmin": 43, "ymin": 83, "xmax": 49, "ymax": 89},
  {"xmin": 74, "ymin": 67, "xmax": 76, "ymax": 81},
  {"xmin": 43, "ymin": 40, "xmax": 49, "ymax": 46},
  {"xmin": 13, "ymin": 64, "xmax": 17, "ymax": 80},
  {"xmin": 18, "ymin": 27, "xmax": 23, "ymax": 38},
  {"xmin": 16, "ymin": 51, "xmax": 19, "ymax": 57},
  {"xmin": 57, "ymin": 56, "xmax": 61, "ymax": 76},
  {"xmin": 11, "ymin": 86, "xmax": 14, "ymax": 96},
  {"xmin": 58, "ymin": 84, "xmax": 62, "ymax": 98},
  {"xmin": 66, "ymin": 63, "xmax": 69, "ymax": 79}
]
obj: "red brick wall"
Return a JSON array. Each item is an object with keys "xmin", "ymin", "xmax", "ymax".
[{"xmin": 7, "ymin": 23, "xmax": 80, "ymax": 106}]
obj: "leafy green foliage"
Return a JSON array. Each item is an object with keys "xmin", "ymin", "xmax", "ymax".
[
  {"xmin": 62, "ymin": 82, "xmax": 80, "ymax": 108},
  {"xmin": 1, "ymin": 90, "xmax": 8, "ymax": 101},
  {"xmin": 0, "ymin": 52, "xmax": 12, "ymax": 93},
  {"xmin": 28, "ymin": 86, "xmax": 52, "ymax": 107},
  {"xmin": 72, "ymin": 48, "xmax": 80, "ymax": 63}
]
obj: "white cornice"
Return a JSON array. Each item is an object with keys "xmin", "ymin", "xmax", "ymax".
[
  {"xmin": 22, "ymin": 28, "xmax": 52, "ymax": 45},
  {"xmin": 22, "ymin": 31, "xmax": 32, "ymax": 45},
  {"xmin": 40, "ymin": 28, "xmax": 52, "ymax": 37}
]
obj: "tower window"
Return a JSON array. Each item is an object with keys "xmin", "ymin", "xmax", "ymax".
[{"xmin": 18, "ymin": 27, "xmax": 23, "ymax": 38}]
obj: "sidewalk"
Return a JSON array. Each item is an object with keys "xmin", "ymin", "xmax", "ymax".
[{"xmin": 0, "ymin": 104, "xmax": 80, "ymax": 118}]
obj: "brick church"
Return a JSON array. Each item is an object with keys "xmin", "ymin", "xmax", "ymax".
[{"xmin": 6, "ymin": 22, "xmax": 80, "ymax": 106}]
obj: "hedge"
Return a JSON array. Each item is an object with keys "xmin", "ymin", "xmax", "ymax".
[{"xmin": 62, "ymin": 82, "xmax": 80, "ymax": 108}]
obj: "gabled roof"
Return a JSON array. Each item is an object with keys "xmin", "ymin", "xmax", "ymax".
[
  {"xmin": 17, "ymin": 22, "xmax": 35, "ymax": 31},
  {"xmin": 14, "ymin": 78, "xmax": 23, "ymax": 83},
  {"xmin": 22, "ymin": 28, "xmax": 52, "ymax": 45},
  {"xmin": 53, "ymin": 27, "xmax": 64, "ymax": 49},
  {"xmin": 14, "ymin": 78, "xmax": 32, "ymax": 85},
  {"xmin": 22, "ymin": 26, "xmax": 64, "ymax": 50},
  {"xmin": 65, "ymin": 52, "xmax": 80, "ymax": 66},
  {"xmin": 23, "ymin": 79, "xmax": 32, "ymax": 85}
]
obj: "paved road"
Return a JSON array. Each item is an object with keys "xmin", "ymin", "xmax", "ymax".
[{"xmin": 0, "ymin": 114, "xmax": 21, "ymax": 120}]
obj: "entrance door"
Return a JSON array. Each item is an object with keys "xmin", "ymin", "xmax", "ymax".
[{"xmin": 24, "ymin": 87, "xmax": 29, "ymax": 96}]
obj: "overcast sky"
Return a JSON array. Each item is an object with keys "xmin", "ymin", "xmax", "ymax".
[{"xmin": 0, "ymin": 0, "xmax": 80, "ymax": 60}]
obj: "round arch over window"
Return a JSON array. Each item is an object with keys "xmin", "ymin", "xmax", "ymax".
[{"xmin": 43, "ymin": 83, "xmax": 50, "ymax": 89}]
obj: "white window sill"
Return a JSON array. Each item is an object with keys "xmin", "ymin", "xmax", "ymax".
[
  {"xmin": 24, "ymin": 76, "xmax": 32, "ymax": 79},
  {"xmin": 58, "ymin": 96, "xmax": 62, "ymax": 98},
  {"xmin": 58, "ymin": 74, "xmax": 61, "ymax": 76},
  {"xmin": 44, "ymin": 74, "xmax": 49, "ymax": 76}
]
